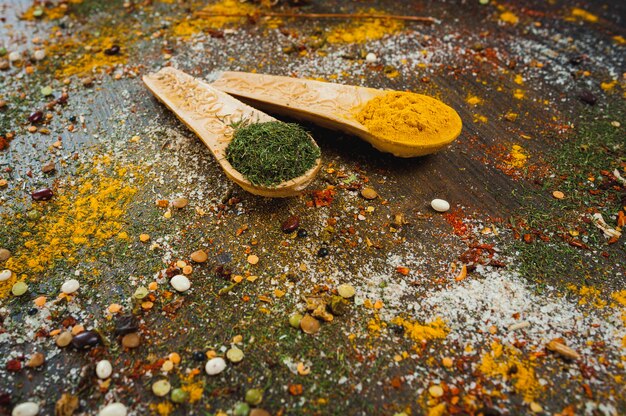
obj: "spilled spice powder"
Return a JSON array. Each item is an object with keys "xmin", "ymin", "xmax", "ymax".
[
  {"xmin": 49, "ymin": 27, "xmax": 131, "ymax": 78},
  {"xmin": 180, "ymin": 370, "xmax": 205, "ymax": 403},
  {"xmin": 570, "ymin": 8, "xmax": 599, "ymax": 23},
  {"xmin": 391, "ymin": 316, "xmax": 449, "ymax": 343},
  {"xmin": 479, "ymin": 341, "xmax": 543, "ymax": 402},
  {"xmin": 172, "ymin": 0, "xmax": 259, "ymax": 38},
  {"xmin": 1, "ymin": 155, "xmax": 140, "ymax": 298},
  {"xmin": 326, "ymin": 9, "xmax": 402, "ymax": 43},
  {"xmin": 504, "ymin": 144, "xmax": 529, "ymax": 169}
]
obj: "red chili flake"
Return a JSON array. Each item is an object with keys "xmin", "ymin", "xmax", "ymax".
[
  {"xmin": 396, "ymin": 266, "xmax": 410, "ymax": 276},
  {"xmin": 567, "ymin": 239, "xmax": 590, "ymax": 250},
  {"xmin": 61, "ymin": 317, "xmax": 77, "ymax": 328},
  {"xmin": 390, "ymin": 376, "xmax": 403, "ymax": 389},
  {"xmin": 288, "ymin": 384, "xmax": 303, "ymax": 396},
  {"xmin": 311, "ymin": 188, "xmax": 336, "ymax": 208},
  {"xmin": 443, "ymin": 211, "xmax": 469, "ymax": 237},
  {"xmin": 0, "ymin": 135, "xmax": 13, "ymax": 151},
  {"xmin": 6, "ymin": 359, "xmax": 21, "ymax": 372}
]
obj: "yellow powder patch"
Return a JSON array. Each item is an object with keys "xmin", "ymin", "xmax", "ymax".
[
  {"xmin": 613, "ymin": 291, "xmax": 626, "ymax": 308},
  {"xmin": 326, "ymin": 10, "xmax": 402, "ymax": 44},
  {"xmin": 51, "ymin": 29, "xmax": 130, "ymax": 78},
  {"xmin": 614, "ymin": 35, "xmax": 626, "ymax": 45},
  {"xmin": 367, "ymin": 313, "xmax": 385, "ymax": 338},
  {"xmin": 505, "ymin": 144, "xmax": 528, "ymax": 169},
  {"xmin": 499, "ymin": 12, "xmax": 519, "ymax": 25},
  {"xmin": 513, "ymin": 89, "xmax": 525, "ymax": 99},
  {"xmin": 181, "ymin": 371, "xmax": 205, "ymax": 403},
  {"xmin": 466, "ymin": 95, "xmax": 483, "ymax": 106},
  {"xmin": 569, "ymin": 285, "xmax": 608, "ymax": 309},
  {"xmin": 0, "ymin": 156, "xmax": 140, "ymax": 298},
  {"xmin": 479, "ymin": 341, "xmax": 543, "ymax": 402},
  {"xmin": 391, "ymin": 316, "xmax": 448, "ymax": 343},
  {"xmin": 571, "ymin": 8, "xmax": 599, "ymax": 23},
  {"xmin": 600, "ymin": 80, "xmax": 617, "ymax": 91},
  {"xmin": 514, "ymin": 74, "xmax": 524, "ymax": 85},
  {"xmin": 171, "ymin": 0, "xmax": 258, "ymax": 38},
  {"xmin": 355, "ymin": 92, "xmax": 462, "ymax": 146},
  {"xmin": 427, "ymin": 403, "xmax": 447, "ymax": 416},
  {"xmin": 473, "ymin": 114, "xmax": 488, "ymax": 123},
  {"xmin": 150, "ymin": 401, "xmax": 174, "ymax": 416}
]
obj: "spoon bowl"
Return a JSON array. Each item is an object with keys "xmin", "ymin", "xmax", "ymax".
[
  {"xmin": 211, "ymin": 71, "xmax": 462, "ymax": 157},
  {"xmin": 143, "ymin": 68, "xmax": 321, "ymax": 197}
]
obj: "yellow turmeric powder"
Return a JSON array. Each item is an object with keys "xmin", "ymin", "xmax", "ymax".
[
  {"xmin": 479, "ymin": 341, "xmax": 543, "ymax": 402},
  {"xmin": 326, "ymin": 9, "xmax": 403, "ymax": 44},
  {"xmin": 356, "ymin": 92, "xmax": 463, "ymax": 146},
  {"xmin": 0, "ymin": 156, "xmax": 140, "ymax": 298}
]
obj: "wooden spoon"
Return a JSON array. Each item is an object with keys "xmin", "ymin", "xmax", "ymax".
[
  {"xmin": 211, "ymin": 71, "xmax": 463, "ymax": 158},
  {"xmin": 143, "ymin": 67, "xmax": 321, "ymax": 198}
]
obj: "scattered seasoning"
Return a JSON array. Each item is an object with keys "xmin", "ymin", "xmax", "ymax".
[{"xmin": 226, "ymin": 121, "xmax": 320, "ymax": 187}]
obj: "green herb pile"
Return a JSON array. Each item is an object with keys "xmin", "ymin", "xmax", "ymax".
[{"xmin": 226, "ymin": 121, "xmax": 320, "ymax": 187}]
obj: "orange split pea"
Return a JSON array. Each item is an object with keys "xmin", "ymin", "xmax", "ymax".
[{"xmin": 169, "ymin": 352, "xmax": 181, "ymax": 365}]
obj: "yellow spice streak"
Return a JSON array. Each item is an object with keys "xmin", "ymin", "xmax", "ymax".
[
  {"xmin": 466, "ymin": 95, "xmax": 483, "ymax": 106},
  {"xmin": 571, "ymin": 8, "xmax": 599, "ymax": 23},
  {"xmin": 171, "ymin": 0, "xmax": 259, "ymax": 38},
  {"xmin": 356, "ymin": 92, "xmax": 462, "ymax": 146},
  {"xmin": 150, "ymin": 402, "xmax": 174, "ymax": 416},
  {"xmin": 52, "ymin": 30, "xmax": 129, "ymax": 78},
  {"xmin": 506, "ymin": 144, "xmax": 528, "ymax": 169},
  {"xmin": 568, "ymin": 284, "xmax": 608, "ymax": 309},
  {"xmin": 0, "ymin": 156, "xmax": 139, "ymax": 298},
  {"xmin": 479, "ymin": 341, "xmax": 543, "ymax": 402},
  {"xmin": 181, "ymin": 372, "xmax": 205, "ymax": 403},
  {"xmin": 600, "ymin": 80, "xmax": 617, "ymax": 91},
  {"xmin": 392, "ymin": 316, "xmax": 449, "ymax": 343},
  {"xmin": 326, "ymin": 10, "xmax": 402, "ymax": 44}
]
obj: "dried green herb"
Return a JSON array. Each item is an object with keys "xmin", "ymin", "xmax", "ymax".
[{"xmin": 226, "ymin": 121, "xmax": 320, "ymax": 187}]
